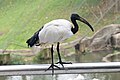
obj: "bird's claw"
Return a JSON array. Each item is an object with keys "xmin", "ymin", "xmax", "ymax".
[
  {"xmin": 56, "ymin": 61, "xmax": 72, "ymax": 64},
  {"xmin": 46, "ymin": 64, "xmax": 61, "ymax": 71},
  {"xmin": 56, "ymin": 61, "xmax": 72, "ymax": 68},
  {"xmin": 45, "ymin": 64, "xmax": 61, "ymax": 75}
]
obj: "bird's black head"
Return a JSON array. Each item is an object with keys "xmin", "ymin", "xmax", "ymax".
[
  {"xmin": 71, "ymin": 13, "xmax": 81, "ymax": 20},
  {"xmin": 71, "ymin": 13, "xmax": 94, "ymax": 32}
]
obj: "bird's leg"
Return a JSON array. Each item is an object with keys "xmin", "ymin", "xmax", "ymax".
[
  {"xmin": 56, "ymin": 42, "xmax": 72, "ymax": 68},
  {"xmin": 46, "ymin": 44, "xmax": 60, "ymax": 75}
]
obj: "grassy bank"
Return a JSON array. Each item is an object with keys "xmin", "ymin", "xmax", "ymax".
[{"xmin": 0, "ymin": 0, "xmax": 119, "ymax": 49}]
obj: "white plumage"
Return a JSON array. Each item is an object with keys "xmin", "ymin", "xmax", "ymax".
[
  {"xmin": 26, "ymin": 13, "xmax": 94, "ymax": 75},
  {"xmin": 39, "ymin": 19, "xmax": 73, "ymax": 44}
]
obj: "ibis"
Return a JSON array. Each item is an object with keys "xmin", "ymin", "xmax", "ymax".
[{"xmin": 26, "ymin": 13, "xmax": 94, "ymax": 75}]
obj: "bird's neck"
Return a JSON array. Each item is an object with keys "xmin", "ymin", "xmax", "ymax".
[{"xmin": 71, "ymin": 18, "xmax": 78, "ymax": 34}]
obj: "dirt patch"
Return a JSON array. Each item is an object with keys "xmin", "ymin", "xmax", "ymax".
[{"xmin": 0, "ymin": 32, "xmax": 4, "ymax": 36}]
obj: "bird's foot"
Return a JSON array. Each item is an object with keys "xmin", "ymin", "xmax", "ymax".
[
  {"xmin": 45, "ymin": 64, "xmax": 61, "ymax": 75},
  {"xmin": 46, "ymin": 64, "xmax": 61, "ymax": 70},
  {"xmin": 56, "ymin": 61, "xmax": 72, "ymax": 68}
]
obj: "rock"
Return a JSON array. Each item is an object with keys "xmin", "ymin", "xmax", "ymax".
[
  {"xmin": 111, "ymin": 33, "xmax": 120, "ymax": 48},
  {"xmin": 90, "ymin": 24, "xmax": 120, "ymax": 51},
  {"xmin": 79, "ymin": 37, "xmax": 91, "ymax": 52},
  {"xmin": 79, "ymin": 24, "xmax": 120, "ymax": 52},
  {"xmin": 0, "ymin": 53, "xmax": 10, "ymax": 65},
  {"xmin": 89, "ymin": 34, "xmax": 112, "ymax": 51}
]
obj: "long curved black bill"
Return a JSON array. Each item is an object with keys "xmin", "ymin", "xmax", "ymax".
[{"xmin": 79, "ymin": 16, "xmax": 94, "ymax": 32}]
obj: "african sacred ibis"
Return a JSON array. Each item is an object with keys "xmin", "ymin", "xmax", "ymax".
[{"xmin": 26, "ymin": 13, "xmax": 94, "ymax": 74}]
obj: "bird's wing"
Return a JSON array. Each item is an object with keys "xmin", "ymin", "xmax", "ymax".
[
  {"xmin": 44, "ymin": 19, "xmax": 73, "ymax": 30},
  {"xmin": 39, "ymin": 23, "xmax": 73, "ymax": 44}
]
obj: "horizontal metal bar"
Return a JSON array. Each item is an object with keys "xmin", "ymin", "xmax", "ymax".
[{"xmin": 0, "ymin": 62, "xmax": 120, "ymax": 76}]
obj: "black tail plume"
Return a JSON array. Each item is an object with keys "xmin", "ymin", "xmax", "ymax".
[
  {"xmin": 26, "ymin": 26, "xmax": 43, "ymax": 47},
  {"xmin": 26, "ymin": 32, "xmax": 39, "ymax": 47}
]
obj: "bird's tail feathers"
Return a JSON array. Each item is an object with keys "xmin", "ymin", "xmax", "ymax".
[
  {"xmin": 26, "ymin": 32, "xmax": 39, "ymax": 47},
  {"xmin": 26, "ymin": 26, "xmax": 44, "ymax": 47}
]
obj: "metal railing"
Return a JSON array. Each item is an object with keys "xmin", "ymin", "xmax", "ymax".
[{"xmin": 0, "ymin": 62, "xmax": 120, "ymax": 76}]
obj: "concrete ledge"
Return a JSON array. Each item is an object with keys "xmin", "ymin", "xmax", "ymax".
[{"xmin": 0, "ymin": 62, "xmax": 120, "ymax": 76}]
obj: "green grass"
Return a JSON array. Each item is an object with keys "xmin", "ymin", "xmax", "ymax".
[{"xmin": 0, "ymin": 0, "xmax": 119, "ymax": 49}]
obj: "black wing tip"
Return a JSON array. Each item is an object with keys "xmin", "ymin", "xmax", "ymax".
[
  {"xmin": 26, "ymin": 39, "xmax": 30, "ymax": 48},
  {"xmin": 26, "ymin": 26, "xmax": 43, "ymax": 48},
  {"xmin": 26, "ymin": 38, "xmax": 34, "ymax": 48}
]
